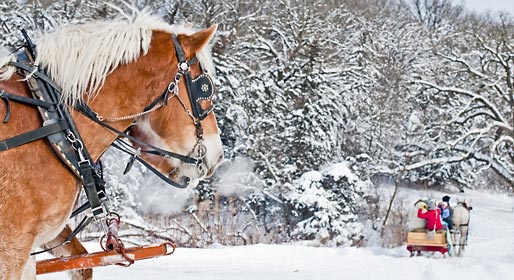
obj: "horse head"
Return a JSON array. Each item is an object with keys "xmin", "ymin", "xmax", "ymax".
[
  {"xmin": 29, "ymin": 12, "xmax": 224, "ymax": 188},
  {"xmin": 456, "ymin": 199, "xmax": 473, "ymax": 211},
  {"xmin": 127, "ymin": 26, "xmax": 223, "ymax": 187}
]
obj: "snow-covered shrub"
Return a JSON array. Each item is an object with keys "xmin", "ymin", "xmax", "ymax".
[{"xmin": 287, "ymin": 162, "xmax": 371, "ymax": 246}]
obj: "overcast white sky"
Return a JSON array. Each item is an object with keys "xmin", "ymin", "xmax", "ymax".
[{"xmin": 457, "ymin": 0, "xmax": 514, "ymax": 15}]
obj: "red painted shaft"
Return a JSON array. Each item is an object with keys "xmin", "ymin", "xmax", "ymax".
[{"xmin": 36, "ymin": 243, "xmax": 175, "ymax": 275}]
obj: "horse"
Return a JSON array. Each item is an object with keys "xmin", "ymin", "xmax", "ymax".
[
  {"xmin": 0, "ymin": 9, "xmax": 223, "ymax": 279},
  {"xmin": 451, "ymin": 200, "xmax": 472, "ymax": 257}
]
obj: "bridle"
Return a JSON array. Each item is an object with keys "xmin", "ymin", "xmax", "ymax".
[{"xmin": 75, "ymin": 34, "xmax": 216, "ymax": 189}]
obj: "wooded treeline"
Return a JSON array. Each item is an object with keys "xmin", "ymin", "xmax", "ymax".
[{"xmin": 0, "ymin": 0, "xmax": 512, "ymax": 247}]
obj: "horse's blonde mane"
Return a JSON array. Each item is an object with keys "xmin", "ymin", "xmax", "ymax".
[{"xmin": 0, "ymin": 9, "xmax": 214, "ymax": 105}]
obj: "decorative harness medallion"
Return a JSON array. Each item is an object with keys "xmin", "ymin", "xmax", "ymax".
[{"xmin": 201, "ymin": 83, "xmax": 209, "ymax": 92}]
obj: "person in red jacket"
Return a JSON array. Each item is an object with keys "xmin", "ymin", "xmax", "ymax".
[{"xmin": 417, "ymin": 200, "xmax": 446, "ymax": 231}]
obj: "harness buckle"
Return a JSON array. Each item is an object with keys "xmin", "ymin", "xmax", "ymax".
[
  {"xmin": 178, "ymin": 62, "xmax": 190, "ymax": 73},
  {"xmin": 95, "ymin": 112, "xmax": 105, "ymax": 121},
  {"xmin": 67, "ymin": 132, "xmax": 87, "ymax": 161}
]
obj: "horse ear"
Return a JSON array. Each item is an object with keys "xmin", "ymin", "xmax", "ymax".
[{"xmin": 179, "ymin": 25, "xmax": 217, "ymax": 58}]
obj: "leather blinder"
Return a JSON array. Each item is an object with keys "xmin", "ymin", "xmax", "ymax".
[{"xmin": 189, "ymin": 74, "xmax": 215, "ymax": 120}]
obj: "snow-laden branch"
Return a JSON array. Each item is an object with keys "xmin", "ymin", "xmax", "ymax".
[
  {"xmin": 400, "ymin": 155, "xmax": 468, "ymax": 172},
  {"xmin": 454, "ymin": 107, "xmax": 497, "ymax": 125},
  {"xmin": 491, "ymin": 135, "xmax": 514, "ymax": 154},
  {"xmin": 237, "ymin": 6, "xmax": 261, "ymax": 22},
  {"xmin": 453, "ymin": 144, "xmax": 514, "ymax": 182},
  {"xmin": 403, "ymin": 149, "xmax": 430, "ymax": 159},
  {"xmin": 385, "ymin": 145, "xmax": 514, "ymax": 184},
  {"xmin": 491, "ymin": 120, "xmax": 514, "ymax": 132},
  {"xmin": 436, "ymin": 51, "xmax": 490, "ymax": 79},
  {"xmin": 223, "ymin": 57, "xmax": 255, "ymax": 75},
  {"xmin": 475, "ymin": 34, "xmax": 509, "ymax": 68},
  {"xmin": 449, "ymin": 128, "xmax": 486, "ymax": 149},
  {"xmin": 270, "ymin": 27, "xmax": 292, "ymax": 50},
  {"xmin": 493, "ymin": 84, "xmax": 507, "ymax": 101},
  {"xmin": 474, "ymin": 33, "xmax": 514, "ymax": 94},
  {"xmin": 414, "ymin": 79, "xmax": 511, "ymax": 127},
  {"xmin": 448, "ymin": 119, "xmax": 513, "ymax": 149}
]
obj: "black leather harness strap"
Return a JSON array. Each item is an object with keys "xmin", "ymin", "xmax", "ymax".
[
  {"xmin": 0, "ymin": 120, "xmax": 67, "ymax": 151},
  {"xmin": 0, "ymin": 45, "xmax": 108, "ymax": 255},
  {"xmin": 171, "ymin": 34, "xmax": 214, "ymax": 121},
  {"xmin": 111, "ymin": 140, "xmax": 189, "ymax": 188},
  {"xmin": 0, "ymin": 89, "xmax": 54, "ymax": 109},
  {"xmin": 79, "ymin": 159, "xmax": 104, "ymax": 216},
  {"xmin": 142, "ymin": 57, "xmax": 198, "ymax": 111}
]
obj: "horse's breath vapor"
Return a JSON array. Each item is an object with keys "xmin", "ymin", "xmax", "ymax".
[
  {"xmin": 138, "ymin": 177, "xmax": 193, "ymax": 215},
  {"xmin": 214, "ymin": 156, "xmax": 258, "ymax": 196}
]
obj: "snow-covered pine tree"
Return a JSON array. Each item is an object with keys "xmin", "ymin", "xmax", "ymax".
[{"xmin": 286, "ymin": 162, "xmax": 370, "ymax": 246}]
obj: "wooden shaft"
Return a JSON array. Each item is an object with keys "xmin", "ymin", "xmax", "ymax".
[{"xmin": 36, "ymin": 243, "xmax": 173, "ymax": 275}]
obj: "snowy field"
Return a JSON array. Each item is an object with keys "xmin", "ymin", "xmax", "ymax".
[{"xmin": 38, "ymin": 189, "xmax": 514, "ymax": 280}]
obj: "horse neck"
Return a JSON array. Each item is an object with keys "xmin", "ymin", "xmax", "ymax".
[{"xmin": 73, "ymin": 31, "xmax": 175, "ymax": 161}]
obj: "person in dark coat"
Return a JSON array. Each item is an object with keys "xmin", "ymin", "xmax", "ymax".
[
  {"xmin": 442, "ymin": 195, "xmax": 451, "ymax": 204},
  {"xmin": 441, "ymin": 195, "xmax": 454, "ymax": 230}
]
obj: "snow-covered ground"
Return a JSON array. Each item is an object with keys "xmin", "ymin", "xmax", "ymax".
[{"xmin": 38, "ymin": 189, "xmax": 514, "ymax": 280}]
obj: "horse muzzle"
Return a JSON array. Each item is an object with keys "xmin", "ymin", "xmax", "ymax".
[{"xmin": 206, "ymin": 152, "xmax": 223, "ymax": 177}]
